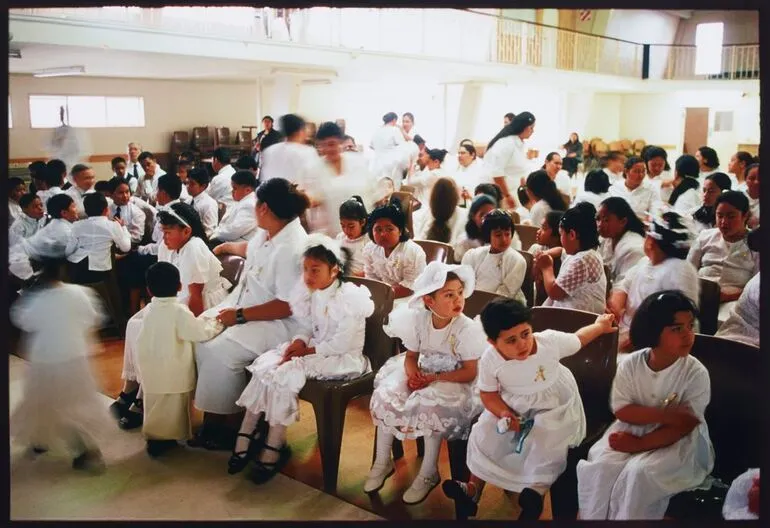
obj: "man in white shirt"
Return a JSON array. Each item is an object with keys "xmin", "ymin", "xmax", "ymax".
[
  {"xmin": 65, "ymin": 164, "xmax": 96, "ymax": 219},
  {"xmin": 8, "ymin": 177, "xmax": 26, "ymax": 226},
  {"xmin": 210, "ymin": 170, "xmax": 259, "ymax": 245},
  {"xmin": 185, "ymin": 168, "xmax": 219, "ymax": 239},
  {"xmin": 207, "ymin": 147, "xmax": 237, "ymax": 207},
  {"xmin": 136, "ymin": 152, "xmax": 167, "ymax": 204},
  {"xmin": 138, "ymin": 174, "xmax": 183, "ymax": 257},
  {"xmin": 66, "ymin": 192, "xmax": 132, "ymax": 284},
  {"xmin": 370, "ymin": 112, "xmax": 406, "ymax": 154},
  {"xmin": 109, "ymin": 177, "xmax": 148, "ymax": 245},
  {"xmin": 258, "ymin": 114, "xmax": 319, "ymax": 185},
  {"xmin": 9, "ymin": 193, "xmax": 45, "ymax": 247},
  {"xmin": 126, "ymin": 142, "xmax": 146, "ymax": 185}
]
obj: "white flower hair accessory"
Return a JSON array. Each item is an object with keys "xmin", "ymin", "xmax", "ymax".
[
  {"xmin": 304, "ymin": 233, "xmax": 347, "ymax": 267},
  {"xmin": 646, "ymin": 209, "xmax": 693, "ymax": 249},
  {"xmin": 407, "ymin": 261, "xmax": 476, "ymax": 309}
]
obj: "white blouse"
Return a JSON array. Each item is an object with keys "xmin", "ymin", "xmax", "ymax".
[
  {"xmin": 574, "ymin": 191, "xmax": 610, "ymax": 210},
  {"xmin": 528, "ymin": 200, "xmax": 553, "ymax": 229},
  {"xmin": 598, "ymin": 231, "xmax": 645, "ymax": 284},
  {"xmin": 21, "ymin": 218, "xmax": 75, "ymax": 260},
  {"xmin": 212, "ymin": 192, "xmax": 258, "ymax": 242},
  {"xmin": 715, "ymin": 272, "xmax": 759, "ymax": 347},
  {"xmin": 609, "ymin": 181, "xmax": 660, "ymax": 218},
  {"xmin": 461, "ymin": 246, "xmax": 527, "ymax": 304},
  {"xmin": 483, "ymin": 136, "xmax": 532, "ymax": 193},
  {"xmin": 335, "ymin": 232, "xmax": 368, "ymax": 276},
  {"xmin": 259, "ymin": 141, "xmax": 319, "ymax": 185},
  {"xmin": 190, "ymin": 191, "xmax": 220, "ymax": 239},
  {"xmin": 362, "ymin": 239, "xmax": 427, "ymax": 290},
  {"xmin": 748, "ymin": 196, "xmax": 759, "ymax": 225},
  {"xmin": 207, "ymin": 164, "xmax": 237, "ymax": 206},
  {"xmin": 66, "ymin": 216, "xmax": 131, "ymax": 271},
  {"xmin": 646, "ymin": 171, "xmax": 674, "ymax": 203},
  {"xmin": 671, "ymin": 187, "xmax": 701, "ymax": 215},
  {"xmin": 157, "ymin": 236, "xmax": 231, "ymax": 307},
  {"xmin": 543, "ymin": 249, "xmax": 607, "ymax": 314},
  {"xmin": 453, "ymin": 158, "xmax": 486, "ymax": 192},
  {"xmin": 687, "ymin": 228, "xmax": 759, "ymax": 289},
  {"xmin": 553, "ymin": 170, "xmax": 573, "ymax": 196},
  {"xmin": 9, "ymin": 214, "xmax": 45, "ymax": 247}
]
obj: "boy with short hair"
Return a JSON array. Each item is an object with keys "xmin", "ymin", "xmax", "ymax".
[
  {"xmin": 209, "ymin": 170, "xmax": 258, "ymax": 245},
  {"xmin": 9, "ymin": 193, "xmax": 46, "ymax": 246},
  {"xmin": 8, "ymin": 177, "xmax": 27, "ymax": 225},
  {"xmin": 185, "ymin": 168, "xmax": 219, "ymax": 238}
]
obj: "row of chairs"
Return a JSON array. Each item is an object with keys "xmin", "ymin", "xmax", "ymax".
[{"xmin": 171, "ymin": 127, "xmax": 254, "ymax": 162}]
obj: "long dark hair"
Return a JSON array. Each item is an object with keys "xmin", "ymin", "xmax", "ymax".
[
  {"xmin": 426, "ymin": 178, "xmax": 459, "ymax": 243},
  {"xmin": 465, "ymin": 193, "xmax": 497, "ymax": 241},
  {"xmin": 669, "ymin": 155, "xmax": 700, "ymax": 206},
  {"xmin": 560, "ymin": 202, "xmax": 599, "ymax": 250},
  {"xmin": 599, "ymin": 197, "xmax": 646, "ymax": 238},
  {"xmin": 157, "ymin": 202, "xmax": 209, "ymax": 245},
  {"xmin": 487, "ymin": 111, "xmax": 535, "ymax": 151},
  {"xmin": 526, "ymin": 170, "xmax": 567, "ymax": 211},
  {"xmin": 303, "ymin": 244, "xmax": 351, "ymax": 285}
]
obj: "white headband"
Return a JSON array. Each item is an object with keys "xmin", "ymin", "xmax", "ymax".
[
  {"xmin": 304, "ymin": 233, "xmax": 346, "ymax": 266},
  {"xmin": 161, "ymin": 206, "xmax": 190, "ymax": 228}
]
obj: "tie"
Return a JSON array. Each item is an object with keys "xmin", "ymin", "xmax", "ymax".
[
  {"xmin": 115, "ymin": 206, "xmax": 122, "ymax": 219},
  {"xmin": 133, "ymin": 163, "xmax": 139, "ymax": 180}
]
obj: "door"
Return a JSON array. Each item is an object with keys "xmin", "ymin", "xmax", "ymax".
[{"xmin": 683, "ymin": 107, "xmax": 709, "ymax": 155}]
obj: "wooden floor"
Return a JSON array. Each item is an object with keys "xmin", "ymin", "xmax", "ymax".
[{"xmin": 86, "ymin": 339, "xmax": 553, "ymax": 521}]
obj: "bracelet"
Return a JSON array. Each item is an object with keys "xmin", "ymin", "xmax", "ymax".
[{"xmin": 235, "ymin": 308, "xmax": 247, "ymax": 325}]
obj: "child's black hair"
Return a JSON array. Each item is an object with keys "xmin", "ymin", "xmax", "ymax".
[
  {"xmin": 480, "ymin": 297, "xmax": 533, "ymax": 341},
  {"xmin": 256, "ymin": 177, "xmax": 310, "ymax": 221},
  {"xmin": 629, "ymin": 290, "xmax": 699, "ymax": 349},
  {"xmin": 705, "ymin": 172, "xmax": 732, "ymax": 192},
  {"xmin": 8, "ymin": 177, "xmax": 25, "ymax": 193},
  {"xmin": 19, "ymin": 193, "xmax": 40, "ymax": 210},
  {"xmin": 599, "ymin": 197, "xmax": 646, "ymax": 238},
  {"xmin": 44, "ymin": 164, "xmax": 64, "ymax": 188},
  {"xmin": 339, "ymin": 195, "xmax": 368, "ymax": 222},
  {"xmin": 303, "ymin": 244, "xmax": 352, "ymax": 284},
  {"xmin": 465, "ymin": 193, "xmax": 498, "ymax": 241},
  {"xmin": 111, "ymin": 156, "xmax": 126, "ymax": 169},
  {"xmin": 366, "ymin": 196, "xmax": 410, "ymax": 242},
  {"xmin": 94, "ymin": 181, "xmax": 112, "ymax": 194},
  {"xmin": 559, "ymin": 202, "xmax": 599, "ymax": 250},
  {"xmin": 28, "ymin": 160, "xmax": 47, "ymax": 178},
  {"xmin": 231, "ymin": 169, "xmax": 258, "ymax": 189},
  {"xmin": 83, "ymin": 192, "xmax": 108, "ymax": 217},
  {"xmin": 715, "ymin": 190, "xmax": 750, "ymax": 214},
  {"xmin": 517, "ymin": 185, "xmax": 530, "ymax": 207},
  {"xmin": 46, "ymin": 193, "xmax": 75, "ymax": 219},
  {"xmin": 697, "ymin": 146, "xmax": 720, "ymax": 170},
  {"xmin": 187, "ymin": 167, "xmax": 211, "ymax": 187},
  {"xmin": 46, "ymin": 159, "xmax": 67, "ymax": 179},
  {"xmin": 481, "ymin": 209, "xmax": 515, "ymax": 244},
  {"xmin": 109, "ymin": 176, "xmax": 130, "ymax": 194},
  {"xmin": 145, "ymin": 261, "xmax": 181, "ymax": 298},
  {"xmin": 542, "ymin": 210, "xmax": 565, "ymax": 236},
  {"xmin": 234, "ymin": 155, "xmax": 259, "ymax": 172},
  {"xmin": 526, "ymin": 170, "xmax": 568, "ymax": 211},
  {"xmin": 426, "ymin": 148, "xmax": 448, "ymax": 164},
  {"xmin": 642, "ymin": 145, "xmax": 671, "ymax": 171},
  {"xmin": 157, "ymin": 174, "xmax": 183, "ymax": 200},
  {"xmin": 474, "ymin": 183, "xmax": 503, "ymax": 205},
  {"xmin": 157, "ymin": 202, "xmax": 209, "ymax": 245},
  {"xmin": 137, "ymin": 151, "xmax": 156, "ymax": 163}
]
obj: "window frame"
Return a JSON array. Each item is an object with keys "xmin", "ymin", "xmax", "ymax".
[{"xmin": 27, "ymin": 94, "xmax": 146, "ymax": 129}]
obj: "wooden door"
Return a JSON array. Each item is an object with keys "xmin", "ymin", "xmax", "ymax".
[{"xmin": 683, "ymin": 107, "xmax": 709, "ymax": 155}]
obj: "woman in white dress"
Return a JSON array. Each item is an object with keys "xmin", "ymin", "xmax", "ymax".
[
  {"xmin": 409, "ymin": 148, "xmax": 449, "ymax": 204},
  {"xmin": 362, "ymin": 197, "xmax": 427, "ymax": 300},
  {"xmin": 607, "ymin": 212, "xmax": 700, "ymax": 352},
  {"xmin": 687, "ymin": 191, "xmax": 759, "ymax": 323},
  {"xmin": 525, "ymin": 170, "xmax": 569, "ymax": 228},
  {"xmin": 412, "ymin": 177, "xmax": 466, "ymax": 246},
  {"xmin": 454, "ymin": 143, "xmax": 485, "ymax": 206},
  {"xmin": 574, "ymin": 169, "xmax": 611, "ymax": 210},
  {"xmin": 191, "ymin": 178, "xmax": 310, "ymax": 450},
  {"xmin": 715, "ymin": 271, "xmax": 759, "ymax": 347},
  {"xmin": 578, "ymin": 291, "xmax": 714, "ymax": 520},
  {"xmin": 461, "ymin": 210, "xmax": 528, "ymax": 304},
  {"xmin": 542, "ymin": 151, "xmax": 573, "ymax": 197},
  {"xmin": 745, "ymin": 163, "xmax": 759, "ymax": 229},
  {"xmin": 691, "ymin": 172, "xmax": 732, "ymax": 234},
  {"xmin": 536, "ymin": 202, "xmax": 607, "ymax": 314},
  {"xmin": 453, "ymin": 194, "xmax": 498, "ymax": 262},
  {"xmin": 336, "ymin": 196, "xmax": 369, "ymax": 277},
  {"xmin": 726, "ymin": 151, "xmax": 755, "ymax": 192},
  {"xmin": 668, "ymin": 155, "xmax": 702, "ymax": 214},
  {"xmin": 228, "ymin": 235, "xmax": 374, "ymax": 481},
  {"xmin": 364, "ymin": 262, "xmax": 486, "ymax": 504},
  {"xmin": 401, "ymin": 112, "xmax": 418, "ymax": 142},
  {"xmin": 609, "ymin": 157, "xmax": 660, "ymax": 220},
  {"xmin": 483, "ymin": 112, "xmax": 537, "ymax": 209},
  {"xmin": 597, "ymin": 197, "xmax": 646, "ymax": 284},
  {"xmin": 642, "ymin": 146, "xmax": 674, "ymax": 203},
  {"xmin": 443, "ymin": 298, "xmax": 616, "ymax": 520},
  {"xmin": 113, "ymin": 203, "xmax": 232, "ymax": 429}
]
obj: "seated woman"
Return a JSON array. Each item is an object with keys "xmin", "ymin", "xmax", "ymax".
[
  {"xmin": 574, "ymin": 169, "xmax": 611, "ymax": 210},
  {"xmin": 668, "ymin": 155, "xmax": 701, "ymax": 214},
  {"xmin": 412, "ymin": 177, "xmax": 466, "ymax": 246},
  {"xmin": 691, "ymin": 172, "xmax": 732, "ymax": 234},
  {"xmin": 542, "ymin": 152, "xmax": 572, "ymax": 196},
  {"xmin": 453, "ymin": 194, "xmax": 497, "ymax": 262},
  {"xmin": 745, "ymin": 163, "xmax": 759, "ymax": 229},
  {"xmin": 687, "ymin": 190, "xmax": 759, "ymax": 323},
  {"xmin": 607, "ymin": 212, "xmax": 700, "ymax": 352},
  {"xmin": 642, "ymin": 146, "xmax": 674, "ymax": 203},
  {"xmin": 454, "ymin": 143, "xmax": 485, "ymax": 205},
  {"xmin": 609, "ymin": 157, "xmax": 660, "ymax": 220},
  {"xmin": 525, "ymin": 169, "xmax": 569, "ymax": 229},
  {"xmin": 597, "ymin": 197, "xmax": 646, "ymax": 284},
  {"xmin": 535, "ymin": 202, "xmax": 607, "ymax": 315},
  {"xmin": 562, "ymin": 132, "xmax": 583, "ymax": 177}
]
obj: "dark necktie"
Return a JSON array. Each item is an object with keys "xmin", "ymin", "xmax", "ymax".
[
  {"xmin": 115, "ymin": 206, "xmax": 122, "ymax": 219},
  {"xmin": 133, "ymin": 163, "xmax": 139, "ymax": 180}
]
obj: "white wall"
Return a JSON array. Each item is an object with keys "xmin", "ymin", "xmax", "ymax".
[
  {"xmin": 604, "ymin": 10, "xmax": 679, "ymax": 79},
  {"xmin": 675, "ymin": 10, "xmax": 759, "ymax": 45},
  {"xmin": 568, "ymin": 93, "xmax": 621, "ymax": 142}
]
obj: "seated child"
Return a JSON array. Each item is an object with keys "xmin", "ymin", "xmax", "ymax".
[
  {"xmin": 362, "ymin": 197, "xmax": 427, "ymax": 300},
  {"xmin": 365, "ymin": 262, "xmax": 486, "ymax": 504},
  {"xmin": 229, "ymin": 235, "xmax": 374, "ymax": 482},
  {"xmin": 528, "ymin": 210, "xmax": 564, "ymax": 257},
  {"xmin": 443, "ymin": 299, "xmax": 615, "ymax": 520},
  {"xmin": 136, "ymin": 262, "xmax": 223, "ymax": 457},
  {"xmin": 9, "ymin": 193, "xmax": 45, "ymax": 247},
  {"xmin": 336, "ymin": 196, "xmax": 369, "ymax": 277},
  {"xmin": 210, "ymin": 170, "xmax": 259, "ymax": 245},
  {"xmin": 461, "ymin": 209, "xmax": 528, "ymax": 304},
  {"xmin": 109, "ymin": 177, "xmax": 148, "ymax": 245},
  {"xmin": 577, "ymin": 290, "xmax": 714, "ymax": 520},
  {"xmin": 66, "ymin": 193, "xmax": 131, "ymax": 284},
  {"xmin": 185, "ymin": 168, "xmax": 219, "ymax": 239},
  {"xmin": 453, "ymin": 194, "xmax": 497, "ymax": 262}
]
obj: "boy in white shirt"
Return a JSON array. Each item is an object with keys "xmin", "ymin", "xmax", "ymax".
[
  {"xmin": 185, "ymin": 168, "xmax": 219, "ymax": 239},
  {"xmin": 136, "ymin": 262, "xmax": 222, "ymax": 457},
  {"xmin": 9, "ymin": 194, "xmax": 46, "ymax": 247},
  {"xmin": 112, "ymin": 156, "xmax": 139, "ymax": 195},
  {"xmin": 138, "ymin": 174, "xmax": 183, "ymax": 257},
  {"xmin": 66, "ymin": 193, "xmax": 131, "ymax": 284},
  {"xmin": 207, "ymin": 147, "xmax": 237, "ymax": 207},
  {"xmin": 65, "ymin": 164, "xmax": 97, "ymax": 219},
  {"xmin": 209, "ymin": 170, "xmax": 259, "ymax": 245},
  {"xmin": 8, "ymin": 177, "xmax": 26, "ymax": 225},
  {"xmin": 136, "ymin": 151, "xmax": 167, "ymax": 205},
  {"xmin": 109, "ymin": 177, "xmax": 147, "ymax": 245},
  {"xmin": 37, "ymin": 165, "xmax": 66, "ymax": 215}
]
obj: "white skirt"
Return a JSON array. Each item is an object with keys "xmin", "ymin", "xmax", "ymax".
[
  {"xmin": 369, "ymin": 353, "xmax": 482, "ymax": 441},
  {"xmin": 467, "ymin": 364, "xmax": 586, "ymax": 492}
]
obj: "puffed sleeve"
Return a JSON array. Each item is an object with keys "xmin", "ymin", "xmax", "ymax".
[
  {"xmin": 476, "ymin": 347, "xmax": 502, "ymax": 392},
  {"xmin": 452, "ymin": 316, "xmax": 487, "ymax": 362},
  {"xmin": 315, "ymin": 282, "xmax": 375, "ymax": 357},
  {"xmin": 288, "ymin": 281, "xmax": 313, "ymax": 344},
  {"xmin": 383, "ymin": 304, "xmax": 423, "ymax": 351},
  {"xmin": 399, "ymin": 241, "xmax": 427, "ymax": 289},
  {"xmin": 177, "ymin": 238, "xmax": 220, "ymax": 286}
]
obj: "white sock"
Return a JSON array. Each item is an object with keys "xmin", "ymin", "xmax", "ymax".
[
  {"xmin": 416, "ymin": 435, "xmax": 442, "ymax": 479},
  {"xmin": 234, "ymin": 411, "xmax": 261, "ymax": 455},
  {"xmin": 260, "ymin": 424, "xmax": 287, "ymax": 464},
  {"xmin": 373, "ymin": 427, "xmax": 394, "ymax": 468}
]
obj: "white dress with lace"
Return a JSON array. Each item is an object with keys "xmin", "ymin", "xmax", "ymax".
[
  {"xmin": 336, "ymin": 232, "xmax": 368, "ymax": 276},
  {"xmin": 369, "ymin": 306, "xmax": 486, "ymax": 441},
  {"xmin": 543, "ymin": 249, "xmax": 607, "ymax": 314},
  {"xmin": 362, "ymin": 240, "xmax": 427, "ymax": 290},
  {"xmin": 461, "ymin": 246, "xmax": 527, "ymax": 304}
]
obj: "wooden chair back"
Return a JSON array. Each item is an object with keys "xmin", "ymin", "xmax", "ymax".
[
  {"xmin": 515, "ymin": 223, "xmax": 539, "ymax": 252},
  {"xmin": 462, "ymin": 289, "xmax": 503, "ymax": 319},
  {"xmin": 236, "ymin": 130, "xmax": 252, "ymax": 146},
  {"xmin": 698, "ymin": 278, "xmax": 720, "ymax": 335},
  {"xmin": 218, "ymin": 254, "xmax": 245, "ymax": 293},
  {"xmin": 215, "ymin": 127, "xmax": 231, "ymax": 146},
  {"xmin": 347, "ymin": 277, "xmax": 397, "ymax": 371},
  {"xmin": 517, "ymin": 250, "xmax": 535, "ymax": 307},
  {"xmin": 400, "ymin": 184, "xmax": 416, "ymax": 194},
  {"xmin": 414, "ymin": 239, "xmax": 453, "ymax": 264}
]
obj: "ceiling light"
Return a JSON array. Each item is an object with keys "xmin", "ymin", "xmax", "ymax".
[{"xmin": 33, "ymin": 66, "xmax": 86, "ymax": 78}]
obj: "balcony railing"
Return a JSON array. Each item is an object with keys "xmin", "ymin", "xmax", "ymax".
[{"xmin": 9, "ymin": 7, "xmax": 758, "ymax": 82}]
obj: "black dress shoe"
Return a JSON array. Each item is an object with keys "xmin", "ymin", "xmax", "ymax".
[
  {"xmin": 146, "ymin": 440, "xmax": 179, "ymax": 458},
  {"xmin": 518, "ymin": 488, "xmax": 544, "ymax": 520}
]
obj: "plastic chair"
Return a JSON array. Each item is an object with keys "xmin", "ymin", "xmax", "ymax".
[
  {"xmin": 297, "ymin": 277, "xmax": 397, "ymax": 492},
  {"xmin": 217, "ymin": 254, "xmax": 245, "ymax": 293},
  {"xmin": 413, "ymin": 239, "xmax": 453, "ymax": 264},
  {"xmin": 515, "ymin": 223, "xmax": 539, "ymax": 252},
  {"xmin": 698, "ymin": 278, "xmax": 720, "ymax": 335}
]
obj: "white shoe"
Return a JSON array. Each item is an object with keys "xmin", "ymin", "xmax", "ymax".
[
  {"xmin": 403, "ymin": 472, "xmax": 440, "ymax": 504},
  {"xmin": 363, "ymin": 460, "xmax": 395, "ymax": 493}
]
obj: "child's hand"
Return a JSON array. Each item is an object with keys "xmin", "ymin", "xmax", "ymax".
[
  {"xmin": 212, "ymin": 243, "xmax": 228, "ymax": 256},
  {"xmin": 663, "ymin": 404, "xmax": 700, "ymax": 430},
  {"xmin": 534, "ymin": 253, "xmax": 553, "ymax": 271},
  {"xmin": 280, "ymin": 339, "xmax": 307, "ymax": 364},
  {"xmin": 594, "ymin": 313, "xmax": 617, "ymax": 334},
  {"xmin": 500, "ymin": 409, "xmax": 520, "ymax": 433},
  {"xmin": 608, "ymin": 431, "xmax": 640, "ymax": 453}
]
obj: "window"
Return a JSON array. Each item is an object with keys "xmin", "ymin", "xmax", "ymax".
[
  {"xmin": 28, "ymin": 95, "xmax": 144, "ymax": 128},
  {"xmin": 695, "ymin": 22, "xmax": 724, "ymax": 75}
]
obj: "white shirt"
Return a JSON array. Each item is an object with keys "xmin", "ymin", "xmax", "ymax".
[
  {"xmin": 598, "ymin": 231, "xmax": 645, "ymax": 284},
  {"xmin": 65, "ymin": 185, "xmax": 95, "ymax": 220},
  {"xmin": 553, "ymin": 170, "xmax": 573, "ymax": 196},
  {"xmin": 206, "ymin": 164, "xmax": 237, "ymax": 206},
  {"xmin": 212, "ymin": 192, "xmax": 258, "ymax": 242},
  {"xmin": 715, "ymin": 272, "xmax": 759, "ymax": 347},
  {"xmin": 370, "ymin": 125, "xmax": 405, "ymax": 153},
  {"xmin": 157, "ymin": 236, "xmax": 229, "ymax": 307},
  {"xmin": 37, "ymin": 187, "xmax": 65, "ymax": 214},
  {"xmin": 574, "ymin": 190, "xmax": 610, "ymax": 210},
  {"xmin": 9, "ymin": 214, "xmax": 45, "ymax": 247},
  {"xmin": 412, "ymin": 206, "xmax": 467, "ymax": 247},
  {"xmin": 362, "ymin": 240, "xmax": 427, "ymax": 290},
  {"xmin": 109, "ymin": 201, "xmax": 147, "ymax": 244},
  {"xmin": 483, "ymin": 136, "xmax": 532, "ymax": 192},
  {"xmin": 609, "ymin": 181, "xmax": 660, "ymax": 218},
  {"xmin": 135, "ymin": 167, "xmax": 167, "ymax": 204},
  {"xmin": 671, "ymin": 187, "xmax": 701, "ymax": 214},
  {"xmin": 646, "ymin": 171, "xmax": 674, "ymax": 203},
  {"xmin": 66, "ymin": 216, "xmax": 131, "ymax": 271},
  {"xmin": 543, "ymin": 249, "xmax": 607, "ymax": 314},
  {"xmin": 603, "ymin": 168, "xmax": 623, "ymax": 185},
  {"xmin": 190, "ymin": 191, "xmax": 219, "ymax": 239},
  {"xmin": 259, "ymin": 141, "xmax": 319, "ymax": 184},
  {"xmin": 21, "ymin": 218, "xmax": 76, "ymax": 260},
  {"xmin": 748, "ymin": 195, "xmax": 759, "ymax": 225},
  {"xmin": 529, "ymin": 200, "xmax": 553, "ymax": 229},
  {"xmin": 461, "ymin": 246, "xmax": 528, "ymax": 304},
  {"xmin": 9, "ymin": 201, "xmax": 22, "ymax": 225},
  {"xmin": 687, "ymin": 228, "xmax": 759, "ymax": 289},
  {"xmin": 452, "ymin": 159, "xmax": 486, "ymax": 194},
  {"xmin": 335, "ymin": 232, "xmax": 368, "ymax": 276},
  {"xmin": 126, "ymin": 160, "xmax": 146, "ymax": 182}
]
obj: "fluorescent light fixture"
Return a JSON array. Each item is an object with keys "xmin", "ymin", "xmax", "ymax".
[
  {"xmin": 33, "ymin": 66, "xmax": 86, "ymax": 78},
  {"xmin": 301, "ymin": 79, "xmax": 332, "ymax": 85},
  {"xmin": 9, "ymin": 49, "xmax": 22, "ymax": 59}
]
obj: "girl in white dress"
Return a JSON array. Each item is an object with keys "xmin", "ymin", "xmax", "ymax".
[
  {"xmin": 536, "ymin": 202, "xmax": 608, "ymax": 314},
  {"xmin": 577, "ymin": 290, "xmax": 714, "ymax": 520},
  {"xmin": 10, "ymin": 259, "xmax": 109, "ymax": 472},
  {"xmin": 453, "ymin": 194, "xmax": 497, "ymax": 262},
  {"xmin": 461, "ymin": 210, "xmax": 528, "ymax": 304},
  {"xmin": 112, "ymin": 203, "xmax": 231, "ymax": 429},
  {"xmin": 364, "ymin": 262, "xmax": 487, "ymax": 504},
  {"xmin": 597, "ymin": 197, "xmax": 646, "ymax": 284},
  {"xmin": 525, "ymin": 170, "xmax": 569, "ymax": 228},
  {"xmin": 442, "ymin": 299, "xmax": 616, "ymax": 520},
  {"xmin": 229, "ymin": 234, "xmax": 374, "ymax": 482},
  {"xmin": 668, "ymin": 155, "xmax": 702, "ymax": 214},
  {"xmin": 726, "ymin": 151, "xmax": 755, "ymax": 193},
  {"xmin": 745, "ymin": 163, "xmax": 759, "ymax": 229},
  {"xmin": 412, "ymin": 177, "xmax": 466, "ymax": 245},
  {"xmin": 687, "ymin": 191, "xmax": 759, "ymax": 323},
  {"xmin": 691, "ymin": 172, "xmax": 732, "ymax": 234},
  {"xmin": 362, "ymin": 197, "xmax": 427, "ymax": 300},
  {"xmin": 607, "ymin": 212, "xmax": 700, "ymax": 352},
  {"xmin": 643, "ymin": 146, "xmax": 674, "ymax": 204},
  {"xmin": 335, "ymin": 196, "xmax": 369, "ymax": 277}
]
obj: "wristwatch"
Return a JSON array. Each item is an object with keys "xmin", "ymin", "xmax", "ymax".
[{"xmin": 235, "ymin": 308, "xmax": 247, "ymax": 325}]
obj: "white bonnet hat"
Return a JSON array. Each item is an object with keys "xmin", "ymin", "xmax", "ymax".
[
  {"xmin": 407, "ymin": 261, "xmax": 476, "ymax": 309},
  {"xmin": 304, "ymin": 233, "xmax": 347, "ymax": 267}
]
